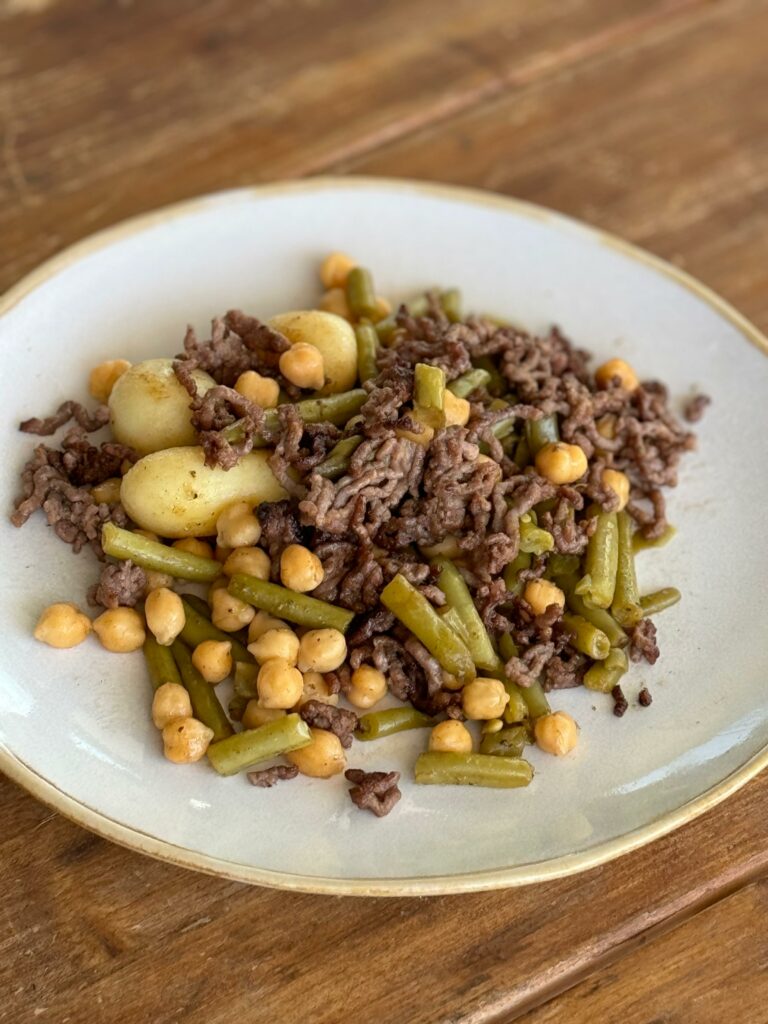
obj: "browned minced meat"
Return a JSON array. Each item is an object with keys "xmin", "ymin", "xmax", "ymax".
[
  {"xmin": 299, "ymin": 700, "xmax": 358, "ymax": 749},
  {"xmin": 628, "ymin": 619, "xmax": 660, "ymax": 665},
  {"xmin": 257, "ymin": 500, "xmax": 304, "ymax": 578},
  {"xmin": 344, "ymin": 769, "xmax": 402, "ymax": 818},
  {"xmin": 88, "ymin": 560, "xmax": 147, "ymax": 608},
  {"xmin": 177, "ymin": 311, "xmax": 290, "ymax": 387},
  {"xmin": 612, "ymin": 685, "xmax": 629, "ymax": 717},
  {"xmin": 247, "ymin": 765, "xmax": 299, "ymax": 788},
  {"xmin": 683, "ymin": 393, "xmax": 711, "ymax": 423},
  {"xmin": 638, "ymin": 687, "xmax": 653, "ymax": 707},
  {"xmin": 20, "ymin": 400, "xmax": 110, "ymax": 436}
]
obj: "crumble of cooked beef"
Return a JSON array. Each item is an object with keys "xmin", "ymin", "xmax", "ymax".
[
  {"xmin": 299, "ymin": 700, "xmax": 358, "ymax": 749},
  {"xmin": 344, "ymin": 768, "xmax": 401, "ymax": 817},
  {"xmin": 247, "ymin": 765, "xmax": 299, "ymax": 787},
  {"xmin": 20, "ymin": 400, "xmax": 110, "ymax": 436},
  {"xmin": 88, "ymin": 560, "xmax": 147, "ymax": 608}
]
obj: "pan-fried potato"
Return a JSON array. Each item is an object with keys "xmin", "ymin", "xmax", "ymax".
[
  {"xmin": 120, "ymin": 446, "xmax": 287, "ymax": 538},
  {"xmin": 109, "ymin": 358, "xmax": 216, "ymax": 455},
  {"xmin": 267, "ymin": 310, "xmax": 357, "ymax": 394}
]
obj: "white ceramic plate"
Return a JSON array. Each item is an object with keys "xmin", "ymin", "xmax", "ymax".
[{"xmin": 2, "ymin": 178, "xmax": 767, "ymax": 896}]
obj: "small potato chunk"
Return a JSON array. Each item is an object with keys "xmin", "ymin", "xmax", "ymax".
[{"xmin": 267, "ymin": 310, "xmax": 357, "ymax": 394}]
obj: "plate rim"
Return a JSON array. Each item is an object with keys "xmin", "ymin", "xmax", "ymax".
[{"xmin": 2, "ymin": 175, "xmax": 767, "ymax": 897}]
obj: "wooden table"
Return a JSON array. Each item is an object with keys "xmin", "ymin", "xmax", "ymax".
[{"xmin": 2, "ymin": 1, "xmax": 767, "ymax": 1020}]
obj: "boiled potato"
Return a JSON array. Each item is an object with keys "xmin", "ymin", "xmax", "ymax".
[
  {"xmin": 267, "ymin": 310, "xmax": 357, "ymax": 394},
  {"xmin": 120, "ymin": 446, "xmax": 287, "ymax": 538},
  {"xmin": 109, "ymin": 358, "xmax": 216, "ymax": 455}
]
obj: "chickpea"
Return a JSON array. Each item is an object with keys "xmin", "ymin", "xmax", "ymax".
[
  {"xmin": 248, "ymin": 610, "xmax": 289, "ymax": 643},
  {"xmin": 596, "ymin": 414, "xmax": 617, "ymax": 440},
  {"xmin": 443, "ymin": 391, "xmax": 471, "ymax": 427},
  {"xmin": 144, "ymin": 570, "xmax": 174, "ymax": 594},
  {"xmin": 91, "ymin": 477, "xmax": 122, "ymax": 505},
  {"xmin": 207, "ymin": 575, "xmax": 229, "ymax": 606},
  {"xmin": 280, "ymin": 544, "xmax": 324, "ymax": 593},
  {"xmin": 347, "ymin": 664, "xmax": 387, "ymax": 709},
  {"xmin": 286, "ymin": 727, "xmax": 346, "ymax": 778},
  {"xmin": 192, "ymin": 639, "xmax": 233, "ymax": 683},
  {"xmin": 440, "ymin": 670, "xmax": 464, "ymax": 692},
  {"xmin": 396, "ymin": 415, "xmax": 435, "ymax": 447},
  {"xmin": 257, "ymin": 658, "xmax": 304, "ymax": 709},
  {"xmin": 216, "ymin": 501, "xmax": 261, "ymax": 549},
  {"xmin": 151, "ymin": 682, "xmax": 193, "ymax": 729},
  {"xmin": 297, "ymin": 671, "xmax": 339, "ymax": 707},
  {"xmin": 429, "ymin": 720, "xmax": 473, "ymax": 753},
  {"xmin": 595, "ymin": 358, "xmax": 639, "ymax": 392},
  {"xmin": 173, "ymin": 537, "xmax": 214, "ymax": 559},
  {"xmin": 524, "ymin": 579, "xmax": 565, "ymax": 617},
  {"xmin": 88, "ymin": 358, "xmax": 131, "ymax": 403},
  {"xmin": 144, "ymin": 587, "xmax": 185, "ymax": 647},
  {"xmin": 215, "ymin": 544, "xmax": 232, "ymax": 564},
  {"xmin": 234, "ymin": 370, "xmax": 280, "ymax": 409},
  {"xmin": 248, "ymin": 627, "xmax": 300, "ymax": 666},
  {"xmin": 602, "ymin": 468, "xmax": 630, "ymax": 511},
  {"xmin": 534, "ymin": 711, "xmax": 579, "ymax": 756},
  {"xmin": 535, "ymin": 442, "xmax": 588, "ymax": 485},
  {"xmin": 297, "ymin": 628, "xmax": 347, "ymax": 673},
  {"xmin": 242, "ymin": 700, "xmax": 287, "ymax": 730},
  {"xmin": 481, "ymin": 718, "xmax": 504, "ymax": 735},
  {"xmin": 92, "ymin": 607, "xmax": 146, "ymax": 653},
  {"xmin": 34, "ymin": 602, "xmax": 91, "ymax": 649},
  {"xmin": 223, "ymin": 546, "xmax": 271, "ymax": 580},
  {"xmin": 319, "ymin": 287, "xmax": 352, "ymax": 320},
  {"xmin": 370, "ymin": 296, "xmax": 392, "ymax": 322},
  {"xmin": 162, "ymin": 717, "xmax": 214, "ymax": 764},
  {"xmin": 210, "ymin": 587, "xmax": 255, "ymax": 632},
  {"xmin": 279, "ymin": 342, "xmax": 325, "ymax": 391},
  {"xmin": 462, "ymin": 677, "xmax": 510, "ymax": 720},
  {"xmin": 320, "ymin": 251, "xmax": 356, "ymax": 290},
  {"xmin": 420, "ymin": 535, "xmax": 462, "ymax": 560}
]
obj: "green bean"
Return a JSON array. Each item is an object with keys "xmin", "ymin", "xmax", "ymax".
[
  {"xmin": 432, "ymin": 558, "xmax": 503, "ymax": 673},
  {"xmin": 179, "ymin": 597, "xmax": 252, "ymax": 663},
  {"xmin": 498, "ymin": 632, "xmax": 519, "ymax": 661},
  {"xmin": 314, "ymin": 435, "xmax": 363, "ymax": 480},
  {"xmin": 472, "ymin": 356, "xmax": 506, "ymax": 397},
  {"xmin": 545, "ymin": 553, "xmax": 581, "ymax": 579},
  {"xmin": 448, "ymin": 368, "xmax": 492, "ymax": 398},
  {"xmin": 640, "ymin": 587, "xmax": 681, "ymax": 616},
  {"xmin": 414, "ymin": 362, "xmax": 446, "ymax": 427},
  {"xmin": 228, "ymin": 662, "xmax": 259, "ymax": 722},
  {"xmin": 503, "ymin": 686, "xmax": 529, "ymax": 724},
  {"xmin": 612, "ymin": 510, "xmax": 643, "ymax": 627},
  {"xmin": 207, "ymin": 713, "xmax": 311, "ymax": 776},
  {"xmin": 265, "ymin": 389, "xmax": 367, "ymax": 431},
  {"xmin": 228, "ymin": 574, "xmax": 354, "ymax": 633},
  {"xmin": 562, "ymin": 612, "xmax": 610, "ymax": 660},
  {"xmin": 354, "ymin": 324, "xmax": 379, "ymax": 383},
  {"xmin": 344, "ymin": 266, "xmax": 378, "ymax": 319},
  {"xmin": 180, "ymin": 593, "xmax": 213, "ymax": 619},
  {"xmin": 525, "ymin": 413, "xmax": 560, "ymax": 455},
  {"xmin": 439, "ymin": 288, "xmax": 462, "ymax": 322},
  {"xmin": 575, "ymin": 509, "xmax": 619, "ymax": 609},
  {"xmin": 441, "ymin": 605, "xmax": 471, "ymax": 645},
  {"xmin": 513, "ymin": 436, "xmax": 531, "ymax": 468},
  {"xmin": 497, "ymin": 633, "xmax": 550, "ymax": 718},
  {"xmin": 374, "ymin": 313, "xmax": 399, "ymax": 345},
  {"xmin": 563, "ymin": 582, "xmax": 628, "ymax": 648},
  {"xmin": 633, "ymin": 524, "xmax": 677, "ymax": 553},
  {"xmin": 171, "ymin": 641, "xmax": 234, "ymax": 741},
  {"xmin": 355, "ymin": 707, "xmax": 434, "ymax": 741},
  {"xmin": 519, "ymin": 516, "xmax": 555, "ymax": 555},
  {"xmin": 143, "ymin": 635, "xmax": 182, "ymax": 691},
  {"xmin": 405, "ymin": 293, "xmax": 430, "ymax": 317},
  {"xmin": 583, "ymin": 647, "xmax": 628, "ymax": 693},
  {"xmin": 503, "ymin": 551, "xmax": 531, "ymax": 596},
  {"xmin": 102, "ymin": 523, "xmax": 221, "ymax": 582},
  {"xmin": 479, "ymin": 725, "xmax": 527, "ymax": 758},
  {"xmin": 414, "ymin": 751, "xmax": 534, "ymax": 788},
  {"xmin": 381, "ymin": 574, "xmax": 475, "ymax": 684}
]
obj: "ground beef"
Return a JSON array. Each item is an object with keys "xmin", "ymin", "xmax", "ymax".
[
  {"xmin": 59, "ymin": 429, "xmax": 138, "ymax": 486},
  {"xmin": 267, "ymin": 406, "xmax": 340, "ymax": 497},
  {"xmin": 177, "ymin": 311, "xmax": 290, "ymax": 387},
  {"xmin": 88, "ymin": 560, "xmax": 147, "ymax": 608},
  {"xmin": 683, "ymin": 393, "xmax": 711, "ymax": 423},
  {"xmin": 257, "ymin": 500, "xmax": 304, "ymax": 573},
  {"xmin": 612, "ymin": 685, "xmax": 629, "ymax": 717},
  {"xmin": 344, "ymin": 768, "xmax": 402, "ymax": 817},
  {"xmin": 377, "ymin": 312, "xmax": 473, "ymax": 380},
  {"xmin": 638, "ymin": 687, "xmax": 653, "ymax": 707},
  {"xmin": 542, "ymin": 650, "xmax": 587, "ymax": 690},
  {"xmin": 347, "ymin": 608, "xmax": 397, "ymax": 646},
  {"xmin": 20, "ymin": 401, "xmax": 110, "ymax": 436},
  {"xmin": 299, "ymin": 700, "xmax": 358, "ymax": 749},
  {"xmin": 247, "ymin": 765, "xmax": 299, "ymax": 787},
  {"xmin": 358, "ymin": 365, "xmax": 413, "ymax": 433},
  {"xmin": 628, "ymin": 619, "xmax": 660, "ymax": 665}
]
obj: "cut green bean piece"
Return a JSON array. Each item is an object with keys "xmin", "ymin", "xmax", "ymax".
[
  {"xmin": 498, "ymin": 633, "xmax": 550, "ymax": 718},
  {"xmin": 575, "ymin": 510, "xmax": 619, "ymax": 609},
  {"xmin": 640, "ymin": 587, "xmax": 681, "ymax": 616},
  {"xmin": 354, "ymin": 324, "xmax": 379, "ymax": 383},
  {"xmin": 355, "ymin": 707, "xmax": 434, "ymax": 741},
  {"xmin": 228, "ymin": 662, "xmax": 259, "ymax": 722},
  {"xmin": 207, "ymin": 714, "xmax": 311, "ymax": 776},
  {"xmin": 405, "ymin": 293, "xmax": 430, "ymax": 317},
  {"xmin": 432, "ymin": 558, "xmax": 503, "ymax": 673},
  {"xmin": 525, "ymin": 413, "xmax": 560, "ymax": 455},
  {"xmin": 345, "ymin": 266, "xmax": 378, "ymax": 320},
  {"xmin": 180, "ymin": 593, "xmax": 213, "ymax": 619},
  {"xmin": 513, "ymin": 436, "xmax": 531, "ymax": 468},
  {"xmin": 414, "ymin": 751, "xmax": 534, "ymax": 788},
  {"xmin": 102, "ymin": 523, "xmax": 221, "ymax": 582},
  {"xmin": 448, "ymin": 368, "xmax": 492, "ymax": 398},
  {"xmin": 440, "ymin": 288, "xmax": 462, "ymax": 323},
  {"xmin": 503, "ymin": 551, "xmax": 532, "ymax": 596},
  {"xmin": 612, "ymin": 510, "xmax": 643, "ymax": 627},
  {"xmin": 314, "ymin": 435, "xmax": 364, "ymax": 480},
  {"xmin": 519, "ymin": 517, "xmax": 555, "ymax": 555},
  {"xmin": 583, "ymin": 647, "xmax": 628, "ymax": 693},
  {"xmin": 545, "ymin": 553, "xmax": 581, "ymax": 580},
  {"xmin": 414, "ymin": 362, "xmax": 446, "ymax": 427},
  {"xmin": 564, "ymin": 583, "xmax": 628, "ymax": 648},
  {"xmin": 479, "ymin": 725, "xmax": 527, "ymax": 758},
  {"xmin": 374, "ymin": 314, "xmax": 398, "ymax": 345},
  {"xmin": 228, "ymin": 574, "xmax": 354, "ymax": 633},
  {"xmin": 498, "ymin": 632, "xmax": 519, "ymax": 661},
  {"xmin": 171, "ymin": 641, "xmax": 234, "ymax": 741},
  {"xmin": 179, "ymin": 597, "xmax": 252, "ymax": 664},
  {"xmin": 441, "ymin": 605, "xmax": 471, "ymax": 645},
  {"xmin": 381, "ymin": 573, "xmax": 475, "ymax": 684},
  {"xmin": 503, "ymin": 685, "xmax": 529, "ymax": 725},
  {"xmin": 633, "ymin": 524, "xmax": 677, "ymax": 553},
  {"xmin": 562, "ymin": 613, "xmax": 610, "ymax": 660},
  {"xmin": 143, "ymin": 635, "xmax": 182, "ymax": 691},
  {"xmin": 264, "ymin": 389, "xmax": 367, "ymax": 432},
  {"xmin": 472, "ymin": 356, "xmax": 506, "ymax": 397}
]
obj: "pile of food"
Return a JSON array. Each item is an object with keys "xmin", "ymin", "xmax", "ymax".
[{"xmin": 11, "ymin": 252, "xmax": 707, "ymax": 817}]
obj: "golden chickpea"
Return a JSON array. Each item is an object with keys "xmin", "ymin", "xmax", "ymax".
[
  {"xmin": 88, "ymin": 358, "xmax": 131, "ymax": 403},
  {"xmin": 320, "ymin": 251, "xmax": 356, "ymax": 289},
  {"xmin": 535, "ymin": 442, "xmax": 588, "ymax": 485},
  {"xmin": 248, "ymin": 627, "xmax": 300, "ymax": 666},
  {"xmin": 443, "ymin": 391, "xmax": 471, "ymax": 427},
  {"xmin": 173, "ymin": 537, "xmax": 214, "ymax": 559},
  {"xmin": 210, "ymin": 587, "xmax": 255, "ymax": 632},
  {"xmin": 192, "ymin": 639, "xmax": 233, "ymax": 683},
  {"xmin": 144, "ymin": 587, "xmax": 185, "ymax": 647},
  {"xmin": 596, "ymin": 414, "xmax": 617, "ymax": 440},
  {"xmin": 92, "ymin": 607, "xmax": 146, "ymax": 653},
  {"xmin": 396, "ymin": 416, "xmax": 435, "ymax": 447},
  {"xmin": 151, "ymin": 682, "xmax": 193, "ymax": 729},
  {"xmin": 481, "ymin": 718, "xmax": 504, "ymax": 735},
  {"xmin": 162, "ymin": 717, "xmax": 214, "ymax": 764},
  {"xmin": 248, "ymin": 610, "xmax": 289, "ymax": 642},
  {"xmin": 319, "ymin": 287, "xmax": 352, "ymax": 319},
  {"xmin": 279, "ymin": 342, "xmax": 325, "ymax": 391},
  {"xmin": 242, "ymin": 700, "xmax": 287, "ymax": 730},
  {"xmin": 257, "ymin": 658, "xmax": 304, "ymax": 709},
  {"xmin": 286, "ymin": 727, "xmax": 346, "ymax": 778},
  {"xmin": 347, "ymin": 665, "xmax": 388, "ymax": 709},
  {"xmin": 207, "ymin": 576, "xmax": 229, "ymax": 606},
  {"xmin": 215, "ymin": 544, "xmax": 232, "ymax": 564},
  {"xmin": 595, "ymin": 358, "xmax": 639, "ymax": 392},
  {"xmin": 602, "ymin": 468, "xmax": 630, "ymax": 511},
  {"xmin": 420, "ymin": 535, "xmax": 462, "ymax": 560},
  {"xmin": 370, "ymin": 296, "xmax": 392, "ymax": 322},
  {"xmin": 223, "ymin": 546, "xmax": 271, "ymax": 580},
  {"xmin": 524, "ymin": 579, "xmax": 565, "ymax": 616},
  {"xmin": 234, "ymin": 370, "xmax": 280, "ymax": 409},
  {"xmin": 216, "ymin": 501, "xmax": 261, "ymax": 549},
  {"xmin": 34, "ymin": 602, "xmax": 91, "ymax": 649},
  {"xmin": 462, "ymin": 677, "xmax": 510, "ymax": 720},
  {"xmin": 534, "ymin": 711, "xmax": 579, "ymax": 756},
  {"xmin": 429, "ymin": 720, "xmax": 473, "ymax": 753},
  {"xmin": 297, "ymin": 671, "xmax": 339, "ymax": 707},
  {"xmin": 280, "ymin": 544, "xmax": 324, "ymax": 592},
  {"xmin": 440, "ymin": 670, "xmax": 464, "ymax": 692},
  {"xmin": 144, "ymin": 570, "xmax": 174, "ymax": 594},
  {"xmin": 297, "ymin": 628, "xmax": 347, "ymax": 673},
  {"xmin": 91, "ymin": 477, "xmax": 122, "ymax": 505}
]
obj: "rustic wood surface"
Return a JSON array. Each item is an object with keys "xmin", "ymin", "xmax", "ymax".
[{"xmin": 2, "ymin": 1, "xmax": 767, "ymax": 1021}]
